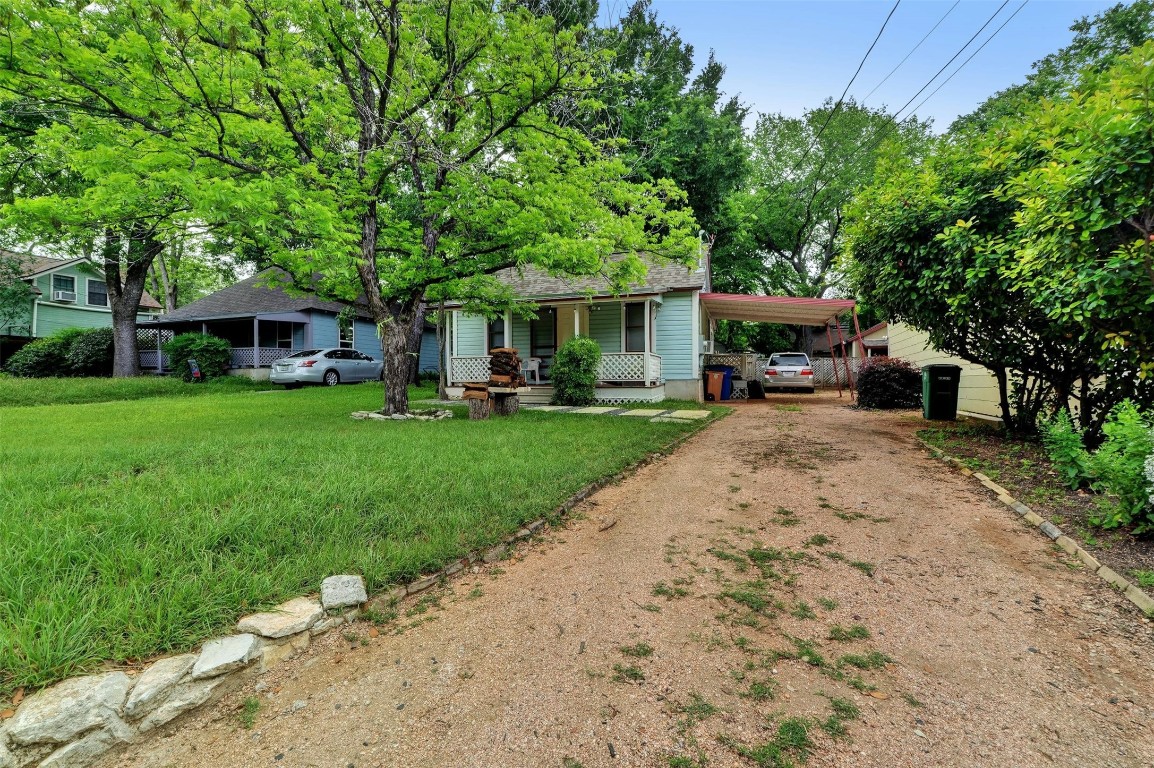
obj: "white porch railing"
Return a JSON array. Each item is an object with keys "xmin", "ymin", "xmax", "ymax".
[
  {"xmin": 230, "ymin": 347, "xmax": 301, "ymax": 368},
  {"xmin": 448, "ymin": 352, "xmax": 662, "ymax": 385}
]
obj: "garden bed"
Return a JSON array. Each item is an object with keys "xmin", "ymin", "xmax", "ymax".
[
  {"xmin": 918, "ymin": 421, "xmax": 1153, "ymax": 588},
  {"xmin": 0, "ymin": 383, "xmax": 719, "ymax": 698}
]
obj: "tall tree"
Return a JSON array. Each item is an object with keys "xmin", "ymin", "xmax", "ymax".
[{"xmin": 2, "ymin": 1, "xmax": 699, "ymax": 410}]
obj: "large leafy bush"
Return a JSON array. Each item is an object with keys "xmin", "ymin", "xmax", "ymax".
[
  {"xmin": 1041, "ymin": 409, "xmax": 1091, "ymax": 489},
  {"xmin": 550, "ymin": 336, "xmax": 601, "ymax": 407},
  {"xmin": 5, "ymin": 328, "xmax": 96, "ymax": 377},
  {"xmin": 65, "ymin": 327, "xmax": 115, "ymax": 376},
  {"xmin": 855, "ymin": 356, "xmax": 922, "ymax": 410},
  {"xmin": 163, "ymin": 333, "xmax": 232, "ymax": 381}
]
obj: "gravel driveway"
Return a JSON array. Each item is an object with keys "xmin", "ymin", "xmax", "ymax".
[{"xmin": 104, "ymin": 394, "xmax": 1154, "ymax": 768}]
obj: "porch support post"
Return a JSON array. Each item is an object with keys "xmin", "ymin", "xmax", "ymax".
[
  {"xmin": 573, "ymin": 305, "xmax": 580, "ymax": 337},
  {"xmin": 201, "ymin": 322, "xmax": 207, "ymax": 335},
  {"xmin": 156, "ymin": 326, "xmax": 163, "ymax": 372},
  {"xmin": 503, "ymin": 309, "xmax": 512, "ymax": 352},
  {"xmin": 643, "ymin": 299, "xmax": 651, "ymax": 387},
  {"xmin": 252, "ymin": 316, "xmax": 259, "ymax": 368},
  {"xmin": 448, "ymin": 311, "xmax": 457, "ymax": 385}
]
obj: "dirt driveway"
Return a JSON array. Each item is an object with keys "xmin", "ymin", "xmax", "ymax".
[{"xmin": 105, "ymin": 394, "xmax": 1154, "ymax": 768}]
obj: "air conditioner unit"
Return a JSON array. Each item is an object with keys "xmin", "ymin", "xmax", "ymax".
[{"xmin": 52, "ymin": 290, "xmax": 76, "ymax": 302}]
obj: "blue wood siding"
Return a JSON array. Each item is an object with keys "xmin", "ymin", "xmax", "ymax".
[
  {"xmin": 310, "ymin": 312, "xmax": 340, "ymax": 349},
  {"xmin": 455, "ymin": 313, "xmax": 487, "ymax": 356},
  {"xmin": 511, "ymin": 315, "xmax": 531, "ymax": 356},
  {"xmin": 418, "ymin": 328, "xmax": 440, "ymax": 371},
  {"xmin": 587, "ymin": 302, "xmax": 621, "ymax": 353},
  {"xmin": 655, "ymin": 291, "xmax": 695, "ymax": 381},
  {"xmin": 353, "ymin": 319, "xmax": 384, "ymax": 357}
]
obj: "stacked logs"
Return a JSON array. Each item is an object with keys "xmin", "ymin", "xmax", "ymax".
[{"xmin": 487, "ymin": 348, "xmax": 526, "ymax": 388}]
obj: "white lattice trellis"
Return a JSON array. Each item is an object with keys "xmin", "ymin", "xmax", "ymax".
[
  {"xmin": 450, "ymin": 355, "xmax": 491, "ymax": 383},
  {"xmin": 231, "ymin": 348, "xmax": 255, "ymax": 367},
  {"xmin": 599, "ymin": 353, "xmax": 646, "ymax": 381},
  {"xmin": 258, "ymin": 347, "xmax": 297, "ymax": 366},
  {"xmin": 811, "ymin": 357, "xmax": 861, "ymax": 387}
]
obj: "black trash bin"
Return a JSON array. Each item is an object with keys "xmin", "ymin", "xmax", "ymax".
[{"xmin": 922, "ymin": 364, "xmax": 962, "ymax": 420}]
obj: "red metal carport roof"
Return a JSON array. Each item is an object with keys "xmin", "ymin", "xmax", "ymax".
[{"xmin": 700, "ymin": 293, "xmax": 855, "ymax": 326}]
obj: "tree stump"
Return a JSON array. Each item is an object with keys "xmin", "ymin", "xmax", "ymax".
[
  {"xmin": 468, "ymin": 397, "xmax": 490, "ymax": 420},
  {"xmin": 493, "ymin": 393, "xmax": 520, "ymax": 416}
]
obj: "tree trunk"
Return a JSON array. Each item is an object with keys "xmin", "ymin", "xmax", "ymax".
[
  {"xmin": 379, "ymin": 302, "xmax": 418, "ymax": 415},
  {"xmin": 436, "ymin": 300, "xmax": 448, "ymax": 400},
  {"xmin": 104, "ymin": 230, "xmax": 163, "ymax": 378},
  {"xmin": 993, "ymin": 366, "xmax": 1016, "ymax": 433},
  {"xmin": 405, "ymin": 300, "xmax": 427, "ymax": 386}
]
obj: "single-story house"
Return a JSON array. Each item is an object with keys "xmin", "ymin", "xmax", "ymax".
[
  {"xmin": 140, "ymin": 268, "xmax": 438, "ymax": 376},
  {"xmin": 886, "ymin": 321, "xmax": 1001, "ymax": 422},
  {"xmin": 0, "ymin": 253, "xmax": 162, "ymax": 359},
  {"xmin": 850, "ymin": 322, "xmax": 888, "ymax": 358},
  {"xmin": 443, "ymin": 257, "xmax": 857, "ymax": 403}
]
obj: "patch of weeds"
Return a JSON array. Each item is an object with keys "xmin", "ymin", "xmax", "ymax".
[
  {"xmin": 466, "ymin": 586, "xmax": 484, "ymax": 600},
  {"xmin": 405, "ymin": 593, "xmax": 442, "ymax": 616},
  {"xmin": 612, "ymin": 663, "xmax": 645, "ymax": 683},
  {"xmin": 341, "ymin": 630, "xmax": 360, "ymax": 643},
  {"xmin": 838, "ymin": 651, "xmax": 892, "ymax": 670},
  {"xmin": 738, "ymin": 503, "xmax": 752, "ymax": 511},
  {"xmin": 667, "ymin": 757, "xmax": 705, "ymax": 768},
  {"xmin": 901, "ymin": 692, "xmax": 923, "ymax": 708},
  {"xmin": 733, "ymin": 635, "xmax": 757, "ymax": 652},
  {"xmin": 816, "ymin": 597, "xmax": 838, "ymax": 610},
  {"xmin": 562, "ymin": 758, "xmax": 585, "ymax": 768},
  {"xmin": 802, "ymin": 534, "xmax": 833, "ymax": 548},
  {"xmin": 720, "ymin": 583, "xmax": 775, "ymax": 614},
  {"xmin": 844, "ymin": 675, "xmax": 877, "ymax": 693},
  {"xmin": 584, "ymin": 668, "xmax": 606, "ymax": 679},
  {"xmin": 731, "ymin": 611, "xmax": 764, "ymax": 629},
  {"xmin": 819, "ymin": 698, "xmax": 862, "ymax": 741},
  {"xmin": 488, "ymin": 567, "xmax": 506, "ymax": 576},
  {"xmin": 679, "ymin": 693, "xmax": 720, "ymax": 726},
  {"xmin": 691, "ymin": 630, "xmax": 730, "ymax": 652},
  {"xmin": 639, "ymin": 602, "xmax": 662, "ymax": 613},
  {"xmin": 789, "ymin": 637, "xmax": 828, "ymax": 668},
  {"xmin": 620, "ymin": 642, "xmax": 655, "ymax": 658},
  {"xmin": 362, "ymin": 606, "xmax": 397, "ymax": 625},
  {"xmin": 238, "ymin": 696, "xmax": 260, "ymax": 730},
  {"xmin": 790, "ymin": 601, "xmax": 817, "ymax": 620},
  {"xmin": 721, "ymin": 717, "xmax": 815, "ymax": 768},
  {"xmin": 710, "ymin": 546, "xmax": 751, "ymax": 572},
  {"xmin": 771, "ymin": 507, "xmax": 801, "ymax": 527},
  {"xmin": 849, "ymin": 560, "xmax": 876, "ymax": 577},
  {"xmin": 828, "ymin": 624, "xmax": 870, "ymax": 642},
  {"xmin": 729, "ymin": 485, "xmax": 742, "ymax": 493},
  {"xmin": 823, "ymin": 551, "xmax": 846, "ymax": 563},
  {"xmin": 741, "ymin": 679, "xmax": 777, "ymax": 702},
  {"xmin": 653, "ymin": 581, "xmax": 690, "ymax": 599},
  {"xmin": 1132, "ymin": 570, "xmax": 1154, "ymax": 589}
]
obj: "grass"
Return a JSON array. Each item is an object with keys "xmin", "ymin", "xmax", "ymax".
[
  {"xmin": 619, "ymin": 642, "xmax": 655, "ymax": 658},
  {"xmin": 828, "ymin": 624, "xmax": 871, "ymax": 642},
  {"xmin": 238, "ymin": 696, "xmax": 261, "ymax": 729},
  {"xmin": 0, "ymin": 374, "xmax": 280, "ymax": 407},
  {"xmin": 612, "ymin": 663, "xmax": 646, "ymax": 683},
  {"xmin": 0, "ymin": 382, "xmax": 709, "ymax": 696}
]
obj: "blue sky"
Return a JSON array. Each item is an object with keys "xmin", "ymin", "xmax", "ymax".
[{"xmin": 605, "ymin": 0, "xmax": 1117, "ymax": 130}]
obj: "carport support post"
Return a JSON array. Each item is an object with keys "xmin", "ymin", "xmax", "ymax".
[
  {"xmin": 851, "ymin": 306, "xmax": 865, "ymax": 359},
  {"xmin": 252, "ymin": 317, "xmax": 259, "ymax": 368},
  {"xmin": 826, "ymin": 322, "xmax": 843, "ymax": 397},
  {"xmin": 835, "ymin": 319, "xmax": 854, "ymax": 400}
]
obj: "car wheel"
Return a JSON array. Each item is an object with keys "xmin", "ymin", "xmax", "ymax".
[{"xmin": 323, "ymin": 370, "xmax": 340, "ymax": 387}]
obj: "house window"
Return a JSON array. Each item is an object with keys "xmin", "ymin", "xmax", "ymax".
[
  {"xmin": 338, "ymin": 315, "xmax": 354, "ymax": 348},
  {"xmin": 529, "ymin": 308, "xmax": 555, "ymax": 358},
  {"xmin": 51, "ymin": 274, "xmax": 75, "ymax": 298},
  {"xmin": 258, "ymin": 321, "xmax": 298, "ymax": 349},
  {"xmin": 488, "ymin": 318, "xmax": 505, "ymax": 352},
  {"xmin": 86, "ymin": 279, "xmax": 108, "ymax": 307},
  {"xmin": 624, "ymin": 302, "xmax": 646, "ymax": 352}
]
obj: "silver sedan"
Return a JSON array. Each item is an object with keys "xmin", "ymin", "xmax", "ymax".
[
  {"xmin": 269, "ymin": 348, "xmax": 384, "ymax": 388},
  {"xmin": 764, "ymin": 352, "xmax": 815, "ymax": 393}
]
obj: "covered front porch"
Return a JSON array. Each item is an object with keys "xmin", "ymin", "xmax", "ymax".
[
  {"xmin": 445, "ymin": 297, "xmax": 665, "ymax": 402},
  {"xmin": 139, "ymin": 313, "xmax": 308, "ymax": 373}
]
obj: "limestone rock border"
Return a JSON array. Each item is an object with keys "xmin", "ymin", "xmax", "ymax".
[
  {"xmin": 0, "ymin": 410, "xmax": 722, "ymax": 768},
  {"xmin": 915, "ymin": 437, "xmax": 1154, "ymax": 619}
]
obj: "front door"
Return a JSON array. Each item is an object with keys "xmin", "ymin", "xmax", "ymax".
[{"xmin": 529, "ymin": 308, "xmax": 556, "ymax": 380}]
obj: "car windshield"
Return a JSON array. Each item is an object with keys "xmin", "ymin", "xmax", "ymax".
[
  {"xmin": 283, "ymin": 350, "xmax": 321, "ymax": 359},
  {"xmin": 770, "ymin": 354, "xmax": 809, "ymax": 366}
]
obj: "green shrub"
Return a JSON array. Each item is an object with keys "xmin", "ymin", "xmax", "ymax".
[
  {"xmin": 1041, "ymin": 409, "xmax": 1092, "ymax": 489},
  {"xmin": 163, "ymin": 333, "xmax": 232, "ymax": 381},
  {"xmin": 4, "ymin": 328, "xmax": 86, "ymax": 377},
  {"xmin": 1087, "ymin": 401, "xmax": 1152, "ymax": 532},
  {"xmin": 66, "ymin": 327, "xmax": 115, "ymax": 377},
  {"xmin": 550, "ymin": 335, "xmax": 601, "ymax": 406},
  {"xmin": 855, "ymin": 356, "xmax": 921, "ymax": 409}
]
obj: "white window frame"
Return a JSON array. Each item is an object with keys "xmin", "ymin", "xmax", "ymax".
[
  {"xmin": 51, "ymin": 274, "xmax": 76, "ymax": 295},
  {"xmin": 338, "ymin": 316, "xmax": 354, "ymax": 349},
  {"xmin": 85, "ymin": 278, "xmax": 109, "ymax": 307}
]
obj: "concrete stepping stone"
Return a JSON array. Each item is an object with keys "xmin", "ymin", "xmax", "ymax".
[
  {"xmin": 617, "ymin": 409, "xmax": 667, "ymax": 417},
  {"xmin": 665, "ymin": 410, "xmax": 711, "ymax": 420},
  {"xmin": 651, "ymin": 417, "xmax": 693, "ymax": 423},
  {"xmin": 528, "ymin": 405, "xmax": 568, "ymax": 411},
  {"xmin": 570, "ymin": 407, "xmax": 619, "ymax": 414}
]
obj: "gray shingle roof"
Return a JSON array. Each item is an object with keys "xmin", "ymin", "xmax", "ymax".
[
  {"xmin": 6, "ymin": 250, "xmax": 162, "ymax": 309},
  {"xmin": 489, "ymin": 257, "xmax": 706, "ymax": 300},
  {"xmin": 150, "ymin": 268, "xmax": 360, "ymax": 322}
]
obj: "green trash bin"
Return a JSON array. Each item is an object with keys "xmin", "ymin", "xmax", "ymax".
[{"xmin": 922, "ymin": 364, "xmax": 962, "ymax": 420}]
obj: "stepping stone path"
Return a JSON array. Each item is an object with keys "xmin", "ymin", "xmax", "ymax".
[{"xmin": 520, "ymin": 405, "xmax": 713, "ymax": 423}]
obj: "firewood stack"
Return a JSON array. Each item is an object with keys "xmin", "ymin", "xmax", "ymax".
[{"xmin": 487, "ymin": 348, "xmax": 526, "ymax": 388}]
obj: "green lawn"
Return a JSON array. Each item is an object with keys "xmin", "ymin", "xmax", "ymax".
[
  {"xmin": 0, "ymin": 373, "xmax": 279, "ymax": 407},
  {"xmin": 0, "ymin": 383, "xmax": 717, "ymax": 695}
]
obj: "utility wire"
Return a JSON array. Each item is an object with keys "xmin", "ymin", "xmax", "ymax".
[{"xmin": 863, "ymin": 0, "xmax": 960, "ymax": 102}]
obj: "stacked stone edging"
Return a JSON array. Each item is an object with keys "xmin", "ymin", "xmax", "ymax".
[
  {"xmin": 915, "ymin": 437, "xmax": 1154, "ymax": 619},
  {"xmin": 0, "ymin": 411, "xmax": 721, "ymax": 768}
]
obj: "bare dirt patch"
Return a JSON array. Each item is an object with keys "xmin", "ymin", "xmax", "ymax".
[{"xmin": 102, "ymin": 393, "xmax": 1154, "ymax": 768}]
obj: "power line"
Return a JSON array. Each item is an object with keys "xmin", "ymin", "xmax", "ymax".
[{"xmin": 863, "ymin": 0, "xmax": 960, "ymax": 102}]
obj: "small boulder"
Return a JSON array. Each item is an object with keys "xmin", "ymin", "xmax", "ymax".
[
  {"xmin": 6, "ymin": 672, "xmax": 133, "ymax": 746},
  {"xmin": 38, "ymin": 718, "xmax": 133, "ymax": 768},
  {"xmin": 190, "ymin": 634, "xmax": 260, "ymax": 680},
  {"xmin": 237, "ymin": 597, "xmax": 323, "ymax": 639},
  {"xmin": 137, "ymin": 678, "xmax": 227, "ymax": 733},
  {"xmin": 321, "ymin": 575, "xmax": 367, "ymax": 610},
  {"xmin": 124, "ymin": 654, "xmax": 197, "ymax": 720}
]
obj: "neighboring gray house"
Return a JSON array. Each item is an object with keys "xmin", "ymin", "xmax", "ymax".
[{"xmin": 140, "ymin": 268, "xmax": 438, "ymax": 376}]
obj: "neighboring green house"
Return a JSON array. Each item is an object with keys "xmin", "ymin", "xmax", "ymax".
[{"xmin": 0, "ymin": 253, "xmax": 162, "ymax": 349}]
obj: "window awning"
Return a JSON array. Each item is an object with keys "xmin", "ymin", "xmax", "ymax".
[{"xmin": 700, "ymin": 293, "xmax": 855, "ymax": 326}]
